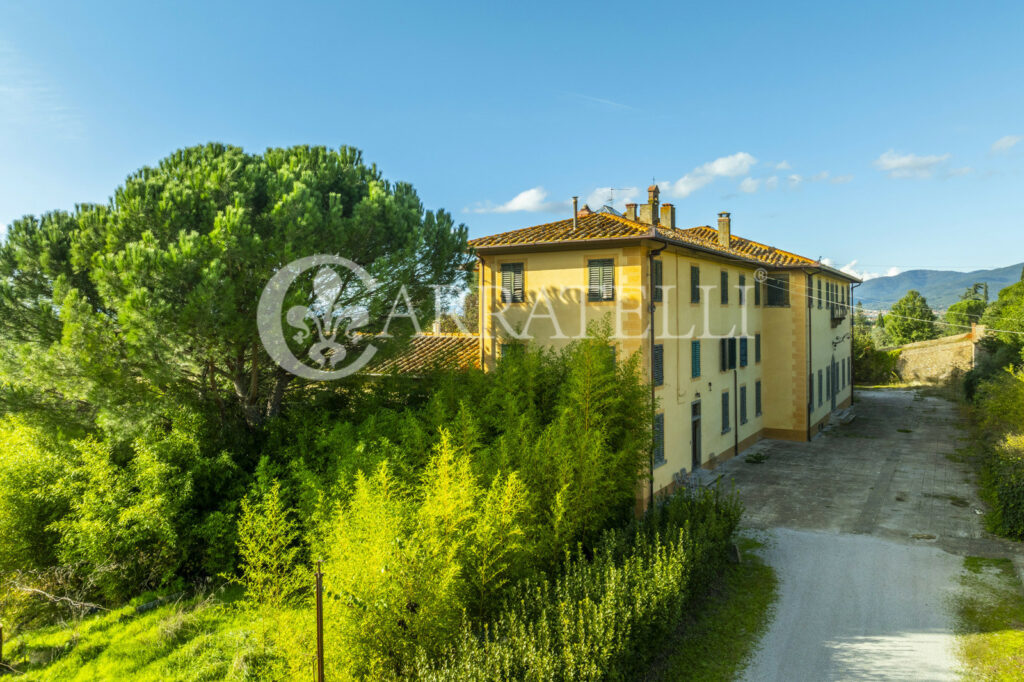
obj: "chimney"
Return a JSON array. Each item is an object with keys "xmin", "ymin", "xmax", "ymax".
[
  {"xmin": 660, "ymin": 203, "xmax": 675, "ymax": 229},
  {"xmin": 637, "ymin": 184, "xmax": 660, "ymax": 225},
  {"xmin": 572, "ymin": 196, "xmax": 578, "ymax": 230},
  {"xmin": 625, "ymin": 203, "xmax": 638, "ymax": 221},
  {"xmin": 717, "ymin": 212, "xmax": 731, "ymax": 247}
]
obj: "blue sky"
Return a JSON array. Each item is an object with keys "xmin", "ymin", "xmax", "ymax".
[{"xmin": 1, "ymin": 0, "xmax": 1022, "ymax": 280}]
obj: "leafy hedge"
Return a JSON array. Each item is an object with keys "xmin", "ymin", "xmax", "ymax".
[
  {"xmin": 852, "ymin": 334, "xmax": 901, "ymax": 385},
  {"xmin": 973, "ymin": 368, "xmax": 1024, "ymax": 538},
  {"xmin": 415, "ymin": 485, "xmax": 742, "ymax": 681}
]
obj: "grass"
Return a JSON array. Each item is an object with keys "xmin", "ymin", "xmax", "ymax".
[
  {"xmin": 745, "ymin": 452, "xmax": 769, "ymax": 464},
  {"xmin": 951, "ymin": 556, "xmax": 1024, "ymax": 681},
  {"xmin": 644, "ymin": 536, "xmax": 778, "ymax": 681},
  {"xmin": 0, "ymin": 586, "xmax": 294, "ymax": 681}
]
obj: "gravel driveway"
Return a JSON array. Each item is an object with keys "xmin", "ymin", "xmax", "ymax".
[{"xmin": 711, "ymin": 388, "xmax": 1023, "ymax": 681}]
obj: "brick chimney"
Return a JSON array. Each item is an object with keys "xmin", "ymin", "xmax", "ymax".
[
  {"xmin": 660, "ymin": 203, "xmax": 675, "ymax": 229},
  {"xmin": 717, "ymin": 212, "xmax": 731, "ymax": 247},
  {"xmin": 638, "ymin": 184, "xmax": 660, "ymax": 225},
  {"xmin": 625, "ymin": 203, "xmax": 638, "ymax": 221}
]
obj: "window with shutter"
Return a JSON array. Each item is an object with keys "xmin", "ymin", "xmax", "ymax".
[
  {"xmin": 739, "ymin": 337, "xmax": 748, "ymax": 367},
  {"xmin": 755, "ymin": 333, "xmax": 762, "ymax": 363},
  {"xmin": 740, "ymin": 386, "xmax": 748, "ymax": 424},
  {"xmin": 754, "ymin": 278, "xmax": 761, "ymax": 306},
  {"xmin": 691, "ymin": 340, "xmax": 701, "ymax": 378},
  {"xmin": 653, "ymin": 259, "xmax": 663, "ymax": 302},
  {"xmin": 721, "ymin": 392, "xmax": 730, "ymax": 433},
  {"xmin": 653, "ymin": 413, "xmax": 665, "ymax": 465},
  {"xmin": 500, "ymin": 262, "xmax": 524, "ymax": 303},
  {"xmin": 817, "ymin": 279, "xmax": 822, "ymax": 308},
  {"xmin": 755, "ymin": 380, "xmax": 762, "ymax": 416},
  {"xmin": 818, "ymin": 370, "xmax": 823, "ymax": 406},
  {"xmin": 720, "ymin": 338, "xmax": 728, "ymax": 372},
  {"xmin": 653, "ymin": 344, "xmax": 664, "ymax": 386},
  {"xmin": 690, "ymin": 265, "xmax": 700, "ymax": 303},
  {"xmin": 721, "ymin": 270, "xmax": 729, "ymax": 304},
  {"xmin": 728, "ymin": 338, "xmax": 737, "ymax": 370},
  {"xmin": 587, "ymin": 259, "xmax": 615, "ymax": 301},
  {"xmin": 739, "ymin": 274, "xmax": 746, "ymax": 305}
]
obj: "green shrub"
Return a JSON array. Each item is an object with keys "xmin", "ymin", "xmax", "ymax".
[
  {"xmin": 852, "ymin": 334, "xmax": 901, "ymax": 384},
  {"xmin": 0, "ymin": 416, "xmax": 74, "ymax": 573},
  {"xmin": 415, "ymin": 485, "xmax": 742, "ymax": 681},
  {"xmin": 982, "ymin": 434, "xmax": 1024, "ymax": 539}
]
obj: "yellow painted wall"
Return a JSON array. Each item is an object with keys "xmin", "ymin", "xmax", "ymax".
[{"xmin": 477, "ymin": 241, "xmax": 855, "ymax": 499}]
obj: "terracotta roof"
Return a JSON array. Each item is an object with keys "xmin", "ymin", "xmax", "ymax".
[
  {"xmin": 468, "ymin": 212, "xmax": 827, "ymax": 272},
  {"xmin": 469, "ymin": 213, "xmax": 649, "ymax": 248},
  {"xmin": 367, "ymin": 333, "xmax": 480, "ymax": 375},
  {"xmin": 669, "ymin": 226, "xmax": 817, "ymax": 268}
]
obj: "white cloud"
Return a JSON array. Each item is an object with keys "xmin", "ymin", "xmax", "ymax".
[
  {"xmin": 467, "ymin": 186, "xmax": 568, "ymax": 214},
  {"xmin": 946, "ymin": 166, "xmax": 973, "ymax": 177},
  {"xmin": 822, "ymin": 258, "xmax": 902, "ymax": 281},
  {"xmin": 830, "ymin": 174, "xmax": 854, "ymax": 184},
  {"xmin": 585, "ymin": 186, "xmax": 638, "ymax": 208},
  {"xmin": 810, "ymin": 170, "xmax": 830, "ymax": 182},
  {"xmin": 739, "ymin": 177, "xmax": 760, "ymax": 193},
  {"xmin": 775, "ymin": 161, "xmax": 791, "ymax": 170},
  {"xmin": 873, "ymin": 150, "xmax": 951, "ymax": 178},
  {"xmin": 788, "ymin": 174, "xmax": 803, "ymax": 187},
  {"xmin": 991, "ymin": 135, "xmax": 1021, "ymax": 153},
  {"xmin": 764, "ymin": 176, "xmax": 779, "ymax": 190},
  {"xmin": 667, "ymin": 152, "xmax": 757, "ymax": 198}
]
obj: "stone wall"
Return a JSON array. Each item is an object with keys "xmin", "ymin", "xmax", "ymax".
[{"xmin": 894, "ymin": 325, "xmax": 986, "ymax": 383}]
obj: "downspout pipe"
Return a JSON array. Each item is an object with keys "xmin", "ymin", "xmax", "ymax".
[{"xmin": 648, "ymin": 239, "xmax": 667, "ymax": 511}]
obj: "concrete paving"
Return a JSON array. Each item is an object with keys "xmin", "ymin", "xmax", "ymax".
[{"xmin": 709, "ymin": 388, "xmax": 1024, "ymax": 682}]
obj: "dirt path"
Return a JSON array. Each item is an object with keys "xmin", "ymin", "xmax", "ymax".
[{"xmin": 711, "ymin": 388, "xmax": 1023, "ymax": 681}]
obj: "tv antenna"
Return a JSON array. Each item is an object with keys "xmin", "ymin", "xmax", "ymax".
[{"xmin": 606, "ymin": 187, "xmax": 631, "ymax": 205}]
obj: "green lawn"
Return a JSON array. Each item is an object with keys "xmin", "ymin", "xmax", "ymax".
[
  {"xmin": 0, "ymin": 587, "xmax": 292, "ymax": 681},
  {"xmin": 952, "ymin": 556, "xmax": 1024, "ymax": 681},
  {"xmin": 5, "ymin": 540, "xmax": 779, "ymax": 681},
  {"xmin": 645, "ymin": 536, "xmax": 778, "ymax": 681}
]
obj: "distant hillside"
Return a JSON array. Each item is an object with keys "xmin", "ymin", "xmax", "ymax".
[{"xmin": 855, "ymin": 262, "xmax": 1024, "ymax": 310}]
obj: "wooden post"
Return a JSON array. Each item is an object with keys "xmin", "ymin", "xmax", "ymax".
[{"xmin": 315, "ymin": 561, "xmax": 324, "ymax": 682}]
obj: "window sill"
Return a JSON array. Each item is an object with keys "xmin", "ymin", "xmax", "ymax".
[
  {"xmin": 653, "ymin": 459, "xmax": 668, "ymax": 469},
  {"xmin": 722, "ymin": 428, "xmax": 731, "ymax": 434}
]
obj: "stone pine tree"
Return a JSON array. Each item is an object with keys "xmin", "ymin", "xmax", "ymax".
[
  {"xmin": 885, "ymin": 290, "xmax": 938, "ymax": 345},
  {"xmin": 0, "ymin": 144, "xmax": 474, "ymax": 434}
]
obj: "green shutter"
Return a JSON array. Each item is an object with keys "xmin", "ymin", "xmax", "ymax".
[
  {"xmin": 653, "ymin": 344, "xmax": 664, "ymax": 386},
  {"xmin": 501, "ymin": 263, "xmax": 524, "ymax": 303},
  {"xmin": 739, "ymin": 337, "xmax": 748, "ymax": 367},
  {"xmin": 691, "ymin": 340, "xmax": 701, "ymax": 378},
  {"xmin": 740, "ymin": 386, "xmax": 748, "ymax": 424},
  {"xmin": 721, "ymin": 270, "xmax": 729, "ymax": 304},
  {"xmin": 653, "ymin": 413, "xmax": 665, "ymax": 465},
  {"xmin": 653, "ymin": 259, "xmax": 663, "ymax": 302},
  {"xmin": 754, "ymin": 278, "xmax": 761, "ymax": 305},
  {"xmin": 690, "ymin": 265, "xmax": 700, "ymax": 303},
  {"xmin": 588, "ymin": 259, "xmax": 614, "ymax": 301},
  {"xmin": 755, "ymin": 333, "xmax": 761, "ymax": 363},
  {"xmin": 721, "ymin": 392, "xmax": 730, "ymax": 432},
  {"xmin": 739, "ymin": 274, "xmax": 746, "ymax": 305}
]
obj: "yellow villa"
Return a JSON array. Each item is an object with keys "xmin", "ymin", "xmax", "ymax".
[{"xmin": 467, "ymin": 185, "xmax": 860, "ymax": 507}]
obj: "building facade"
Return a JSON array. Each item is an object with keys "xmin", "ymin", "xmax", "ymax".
[{"xmin": 469, "ymin": 186, "xmax": 859, "ymax": 507}]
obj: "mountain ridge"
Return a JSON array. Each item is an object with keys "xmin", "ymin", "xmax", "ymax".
[{"xmin": 854, "ymin": 262, "xmax": 1024, "ymax": 310}]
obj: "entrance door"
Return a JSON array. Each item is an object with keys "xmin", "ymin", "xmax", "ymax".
[{"xmin": 691, "ymin": 401, "xmax": 702, "ymax": 471}]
